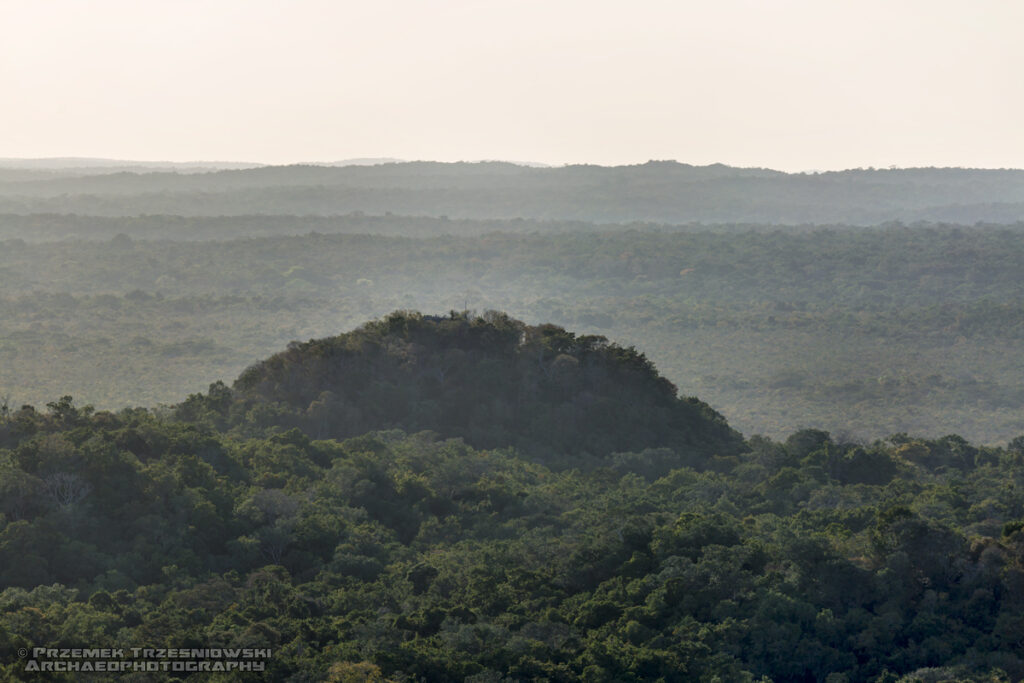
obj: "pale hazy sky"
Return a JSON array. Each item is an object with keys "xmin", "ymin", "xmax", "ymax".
[{"xmin": 1, "ymin": 0, "xmax": 1021, "ymax": 171}]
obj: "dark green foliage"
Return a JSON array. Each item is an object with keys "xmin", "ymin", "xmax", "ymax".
[
  {"xmin": 3, "ymin": 312, "xmax": 1024, "ymax": 680},
  {"xmin": 227, "ymin": 311, "xmax": 743, "ymax": 466},
  {"xmin": 0, "ymin": 389, "xmax": 1023, "ymax": 680}
]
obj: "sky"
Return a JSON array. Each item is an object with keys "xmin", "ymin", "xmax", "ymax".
[{"xmin": 1, "ymin": 0, "xmax": 1021, "ymax": 171}]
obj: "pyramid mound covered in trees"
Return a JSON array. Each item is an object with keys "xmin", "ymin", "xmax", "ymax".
[{"xmin": 216, "ymin": 311, "xmax": 742, "ymax": 462}]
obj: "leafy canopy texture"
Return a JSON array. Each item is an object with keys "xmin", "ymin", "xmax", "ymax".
[
  {"xmin": 3, "ymin": 315, "xmax": 1024, "ymax": 680},
  {"xmin": 222, "ymin": 311, "xmax": 742, "ymax": 467}
]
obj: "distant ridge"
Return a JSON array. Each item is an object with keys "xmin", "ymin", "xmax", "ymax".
[
  {"xmin": 2, "ymin": 159, "xmax": 1023, "ymax": 224},
  {"xmin": 2, "ymin": 156, "xmax": 1021, "ymax": 173}
]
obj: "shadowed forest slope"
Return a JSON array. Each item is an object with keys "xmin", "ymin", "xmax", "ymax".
[{"xmin": 195, "ymin": 311, "xmax": 743, "ymax": 466}]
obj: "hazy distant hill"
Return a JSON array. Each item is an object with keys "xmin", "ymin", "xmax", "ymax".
[{"xmin": 1, "ymin": 160, "xmax": 1022, "ymax": 224}]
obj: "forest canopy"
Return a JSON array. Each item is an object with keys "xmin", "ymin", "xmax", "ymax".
[
  {"xmin": 2, "ymin": 159, "xmax": 1024, "ymax": 680},
  {"xmin": 216, "ymin": 311, "xmax": 742, "ymax": 466},
  {"xmin": 1, "ymin": 314, "xmax": 1024, "ymax": 681},
  {"xmin": 2, "ymin": 223, "xmax": 1024, "ymax": 443}
]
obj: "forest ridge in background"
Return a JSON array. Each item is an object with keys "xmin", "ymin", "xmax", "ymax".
[
  {"xmin": 1, "ymin": 160, "xmax": 1023, "ymax": 444},
  {"xmin": 2, "ymin": 160, "xmax": 1024, "ymax": 224}
]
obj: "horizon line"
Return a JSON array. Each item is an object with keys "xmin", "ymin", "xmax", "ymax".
[{"xmin": 2, "ymin": 156, "xmax": 1023, "ymax": 175}]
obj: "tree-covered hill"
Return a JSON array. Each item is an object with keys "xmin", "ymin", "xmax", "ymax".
[
  {"xmin": 198, "ymin": 311, "xmax": 743, "ymax": 468},
  {"xmin": 3, "ymin": 315, "xmax": 1024, "ymax": 680}
]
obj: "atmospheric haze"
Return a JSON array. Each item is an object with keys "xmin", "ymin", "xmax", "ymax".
[{"xmin": 2, "ymin": 0, "xmax": 1021, "ymax": 171}]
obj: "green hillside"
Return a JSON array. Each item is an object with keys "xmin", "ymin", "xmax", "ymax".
[{"xmin": 208, "ymin": 311, "xmax": 743, "ymax": 468}]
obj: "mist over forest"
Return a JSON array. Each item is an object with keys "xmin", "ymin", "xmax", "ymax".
[
  {"xmin": 1, "ymin": 160, "xmax": 1023, "ymax": 444},
  {"xmin": 4, "ymin": 159, "xmax": 1024, "ymax": 681}
]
